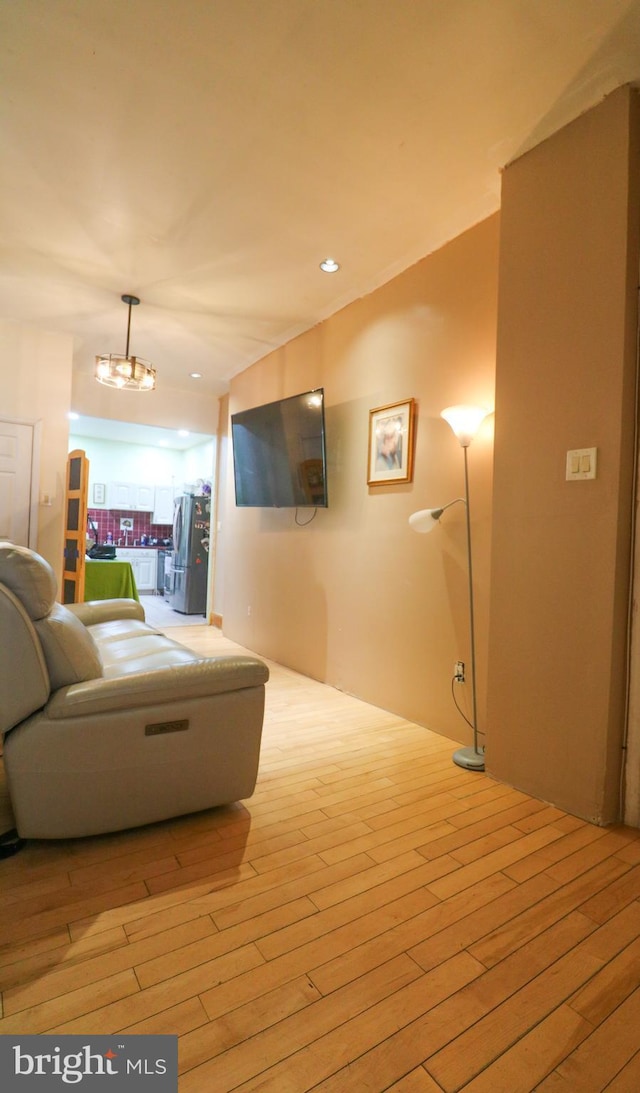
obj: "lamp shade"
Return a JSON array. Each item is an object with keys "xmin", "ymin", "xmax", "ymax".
[
  {"xmin": 409, "ymin": 498, "xmax": 465, "ymax": 533},
  {"xmin": 408, "ymin": 508, "xmax": 442, "ymax": 533},
  {"xmin": 441, "ymin": 405, "xmax": 489, "ymax": 447}
]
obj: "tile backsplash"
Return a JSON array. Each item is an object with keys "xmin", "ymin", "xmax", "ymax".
[{"xmin": 87, "ymin": 509, "xmax": 173, "ymax": 546}]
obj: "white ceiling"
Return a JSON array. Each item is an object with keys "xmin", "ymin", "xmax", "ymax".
[{"xmin": 3, "ymin": 0, "xmax": 640, "ymax": 409}]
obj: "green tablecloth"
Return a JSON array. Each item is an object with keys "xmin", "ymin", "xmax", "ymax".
[{"xmin": 84, "ymin": 560, "xmax": 140, "ymax": 602}]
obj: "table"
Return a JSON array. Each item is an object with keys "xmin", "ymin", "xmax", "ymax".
[{"xmin": 84, "ymin": 560, "xmax": 140, "ymax": 602}]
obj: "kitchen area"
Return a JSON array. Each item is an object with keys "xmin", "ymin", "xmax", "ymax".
[{"xmin": 71, "ymin": 417, "xmax": 215, "ymax": 620}]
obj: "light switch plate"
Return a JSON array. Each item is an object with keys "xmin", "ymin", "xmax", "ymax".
[{"xmin": 566, "ymin": 447, "xmax": 597, "ymax": 481}]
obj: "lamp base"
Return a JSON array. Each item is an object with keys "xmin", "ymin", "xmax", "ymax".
[{"xmin": 452, "ymin": 746, "xmax": 485, "ymax": 772}]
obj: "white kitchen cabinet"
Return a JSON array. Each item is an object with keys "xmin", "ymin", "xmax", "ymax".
[
  {"xmin": 117, "ymin": 548, "xmax": 157, "ymax": 592},
  {"xmin": 106, "ymin": 482, "xmax": 155, "ymax": 511},
  {"xmin": 153, "ymin": 485, "xmax": 175, "ymax": 524},
  {"xmin": 135, "ymin": 484, "xmax": 155, "ymax": 511},
  {"xmin": 106, "ymin": 482, "xmax": 133, "ymax": 509},
  {"xmin": 136, "ymin": 552, "xmax": 156, "ymax": 591}
]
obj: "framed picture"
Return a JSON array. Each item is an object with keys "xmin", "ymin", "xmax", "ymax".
[
  {"xmin": 92, "ymin": 483, "xmax": 106, "ymax": 504},
  {"xmin": 367, "ymin": 398, "xmax": 416, "ymax": 486}
]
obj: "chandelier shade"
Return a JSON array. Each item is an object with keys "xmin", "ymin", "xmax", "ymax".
[
  {"xmin": 95, "ymin": 354, "xmax": 156, "ymax": 390},
  {"xmin": 95, "ymin": 295, "xmax": 156, "ymax": 391}
]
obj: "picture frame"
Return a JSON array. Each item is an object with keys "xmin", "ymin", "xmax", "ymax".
[
  {"xmin": 92, "ymin": 483, "xmax": 106, "ymax": 504},
  {"xmin": 367, "ymin": 398, "xmax": 416, "ymax": 486}
]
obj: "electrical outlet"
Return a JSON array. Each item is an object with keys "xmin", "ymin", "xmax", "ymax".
[{"xmin": 454, "ymin": 661, "xmax": 465, "ymax": 682}]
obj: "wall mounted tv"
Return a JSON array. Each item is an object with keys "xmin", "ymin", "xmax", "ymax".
[{"xmin": 231, "ymin": 388, "xmax": 328, "ymax": 508}]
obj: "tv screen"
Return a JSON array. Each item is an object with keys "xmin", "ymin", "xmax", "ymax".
[{"xmin": 231, "ymin": 389, "xmax": 328, "ymax": 508}]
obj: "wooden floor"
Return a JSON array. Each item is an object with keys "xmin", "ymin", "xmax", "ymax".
[{"xmin": 2, "ymin": 625, "xmax": 640, "ymax": 1091}]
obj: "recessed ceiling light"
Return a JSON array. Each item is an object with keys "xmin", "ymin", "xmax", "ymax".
[
  {"xmin": 320, "ymin": 258, "xmax": 340, "ymax": 273},
  {"xmin": 190, "ymin": 372, "xmax": 202, "ymax": 379}
]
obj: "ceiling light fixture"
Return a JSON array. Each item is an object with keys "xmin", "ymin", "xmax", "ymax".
[
  {"xmin": 95, "ymin": 294, "xmax": 156, "ymax": 391},
  {"xmin": 189, "ymin": 372, "xmax": 202, "ymax": 379},
  {"xmin": 319, "ymin": 258, "xmax": 340, "ymax": 273}
]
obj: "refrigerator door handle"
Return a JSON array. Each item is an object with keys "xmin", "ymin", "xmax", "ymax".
[{"xmin": 173, "ymin": 497, "xmax": 184, "ymax": 555}]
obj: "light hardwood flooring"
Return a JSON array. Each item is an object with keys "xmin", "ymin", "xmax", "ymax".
[
  {"xmin": 2, "ymin": 625, "xmax": 640, "ymax": 1091},
  {"xmin": 139, "ymin": 593, "xmax": 208, "ymax": 628}
]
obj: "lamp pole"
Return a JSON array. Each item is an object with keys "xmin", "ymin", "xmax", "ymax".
[
  {"xmin": 409, "ymin": 405, "xmax": 489, "ymax": 773},
  {"xmin": 452, "ymin": 441, "xmax": 484, "ymax": 770}
]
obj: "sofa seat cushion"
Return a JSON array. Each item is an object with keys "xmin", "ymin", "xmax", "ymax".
[
  {"xmin": 34, "ymin": 603, "xmax": 103, "ymax": 689},
  {"xmin": 98, "ymin": 631, "xmax": 201, "ymax": 678},
  {"xmin": 86, "ymin": 618, "xmax": 158, "ymax": 643}
]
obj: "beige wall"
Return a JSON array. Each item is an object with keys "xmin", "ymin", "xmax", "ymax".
[
  {"xmin": 486, "ymin": 87, "xmax": 640, "ymax": 823},
  {"xmin": 224, "ymin": 216, "xmax": 498, "ymax": 745},
  {"xmin": 0, "ymin": 319, "xmax": 74, "ymax": 583}
]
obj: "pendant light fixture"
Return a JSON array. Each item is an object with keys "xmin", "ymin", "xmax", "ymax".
[{"xmin": 95, "ymin": 294, "xmax": 156, "ymax": 391}]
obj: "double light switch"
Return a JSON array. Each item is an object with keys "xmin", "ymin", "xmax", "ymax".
[{"xmin": 565, "ymin": 447, "xmax": 597, "ymax": 481}]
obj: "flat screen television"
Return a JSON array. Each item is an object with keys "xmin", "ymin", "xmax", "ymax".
[{"xmin": 231, "ymin": 388, "xmax": 328, "ymax": 508}]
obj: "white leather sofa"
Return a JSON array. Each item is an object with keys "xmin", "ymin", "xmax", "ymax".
[{"xmin": 0, "ymin": 542, "xmax": 269, "ymax": 839}]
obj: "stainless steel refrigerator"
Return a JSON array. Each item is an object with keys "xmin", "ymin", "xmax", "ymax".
[{"xmin": 168, "ymin": 494, "xmax": 210, "ymax": 614}]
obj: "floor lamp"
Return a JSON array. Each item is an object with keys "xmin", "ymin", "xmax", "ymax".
[{"xmin": 409, "ymin": 405, "xmax": 489, "ymax": 772}]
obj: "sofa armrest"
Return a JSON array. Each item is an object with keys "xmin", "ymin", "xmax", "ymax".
[
  {"xmin": 45, "ymin": 656, "xmax": 269, "ymax": 718},
  {"xmin": 67, "ymin": 599, "xmax": 145, "ymax": 626}
]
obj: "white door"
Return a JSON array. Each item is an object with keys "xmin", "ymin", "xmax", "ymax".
[{"xmin": 0, "ymin": 421, "xmax": 34, "ymax": 544}]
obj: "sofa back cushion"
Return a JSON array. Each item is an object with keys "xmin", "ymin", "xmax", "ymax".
[
  {"xmin": 0, "ymin": 541, "xmax": 57, "ymax": 620},
  {"xmin": 35, "ymin": 603, "xmax": 103, "ymax": 690},
  {"xmin": 0, "ymin": 584, "xmax": 50, "ymax": 734}
]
